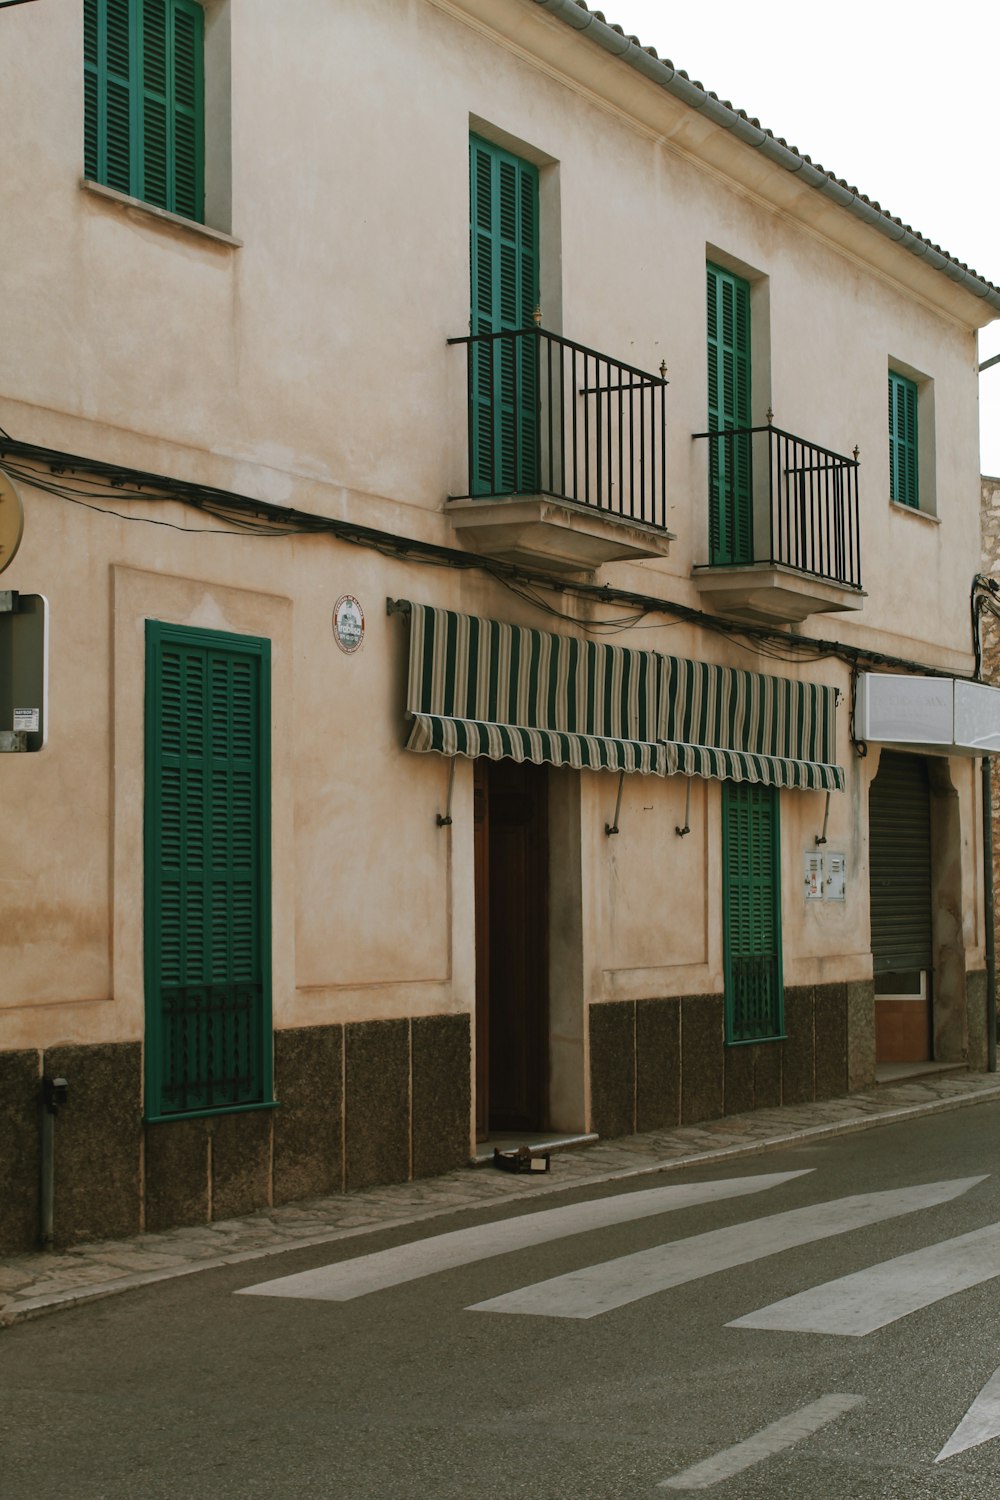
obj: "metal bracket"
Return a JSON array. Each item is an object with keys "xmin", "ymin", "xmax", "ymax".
[
  {"xmin": 437, "ymin": 757, "xmax": 456, "ymax": 827},
  {"xmin": 605, "ymin": 770, "xmax": 625, "ymax": 836},
  {"xmin": 675, "ymin": 777, "xmax": 692, "ymax": 837},
  {"xmin": 815, "ymin": 790, "xmax": 830, "ymax": 846}
]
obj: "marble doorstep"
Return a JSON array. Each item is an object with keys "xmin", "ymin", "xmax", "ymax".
[{"xmin": 3, "ymin": 1071, "xmax": 1000, "ymax": 1329}]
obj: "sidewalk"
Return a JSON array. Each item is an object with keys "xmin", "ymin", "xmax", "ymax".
[{"xmin": 4, "ymin": 1069, "xmax": 1000, "ymax": 1330}]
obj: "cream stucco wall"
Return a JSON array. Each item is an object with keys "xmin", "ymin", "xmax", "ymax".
[{"xmin": 1, "ymin": 0, "xmax": 994, "ymax": 1100}]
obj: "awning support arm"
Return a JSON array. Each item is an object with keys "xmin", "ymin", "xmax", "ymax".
[
  {"xmin": 815, "ymin": 790, "xmax": 830, "ymax": 846},
  {"xmin": 436, "ymin": 757, "xmax": 456, "ymax": 828},
  {"xmin": 675, "ymin": 777, "xmax": 692, "ymax": 837},
  {"xmin": 605, "ymin": 770, "xmax": 625, "ymax": 836}
]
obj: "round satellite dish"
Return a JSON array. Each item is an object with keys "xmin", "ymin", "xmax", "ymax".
[{"xmin": 0, "ymin": 468, "xmax": 24, "ymax": 576}]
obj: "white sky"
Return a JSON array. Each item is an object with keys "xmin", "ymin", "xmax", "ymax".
[{"xmin": 598, "ymin": 0, "xmax": 1000, "ymax": 476}]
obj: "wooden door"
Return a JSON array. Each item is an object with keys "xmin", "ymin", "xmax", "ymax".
[{"xmin": 473, "ymin": 758, "xmax": 549, "ymax": 1135}]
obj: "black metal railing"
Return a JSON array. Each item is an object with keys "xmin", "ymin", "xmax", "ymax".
[
  {"xmin": 449, "ymin": 326, "xmax": 669, "ymax": 530},
  {"xmin": 694, "ymin": 424, "xmax": 861, "ymax": 589}
]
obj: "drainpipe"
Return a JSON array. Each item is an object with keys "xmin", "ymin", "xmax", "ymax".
[
  {"xmin": 39, "ymin": 1075, "xmax": 68, "ymax": 1249},
  {"xmin": 983, "ymin": 759, "xmax": 997, "ymax": 1072}
]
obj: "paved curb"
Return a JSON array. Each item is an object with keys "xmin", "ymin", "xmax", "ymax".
[{"xmin": 4, "ymin": 1076, "xmax": 1000, "ymax": 1330}]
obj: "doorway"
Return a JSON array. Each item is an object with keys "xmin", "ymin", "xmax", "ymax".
[
  {"xmin": 474, "ymin": 758, "xmax": 549, "ymax": 1138},
  {"xmin": 869, "ymin": 750, "xmax": 933, "ymax": 1062}
]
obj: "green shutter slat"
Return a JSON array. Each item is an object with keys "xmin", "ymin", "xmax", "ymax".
[
  {"xmin": 707, "ymin": 263, "xmax": 753, "ymax": 565},
  {"xmin": 168, "ymin": 0, "xmax": 204, "ymax": 220},
  {"xmin": 469, "ymin": 134, "xmax": 539, "ymax": 497},
  {"xmin": 145, "ymin": 623, "xmax": 272, "ymax": 1119},
  {"xmin": 889, "ymin": 371, "xmax": 919, "ymax": 508},
  {"xmin": 723, "ymin": 782, "xmax": 783, "ymax": 1042}
]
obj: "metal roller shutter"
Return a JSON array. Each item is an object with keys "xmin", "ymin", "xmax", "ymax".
[{"xmin": 869, "ymin": 751, "xmax": 932, "ymax": 974}]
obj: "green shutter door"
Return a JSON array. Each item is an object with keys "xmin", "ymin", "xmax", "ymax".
[
  {"xmin": 888, "ymin": 371, "xmax": 919, "ymax": 508},
  {"xmin": 869, "ymin": 751, "xmax": 932, "ymax": 973},
  {"xmin": 145, "ymin": 623, "xmax": 272, "ymax": 1119},
  {"xmin": 707, "ymin": 263, "xmax": 752, "ymax": 565},
  {"xmin": 723, "ymin": 781, "xmax": 783, "ymax": 1042},
  {"xmin": 469, "ymin": 135, "xmax": 539, "ymax": 496}
]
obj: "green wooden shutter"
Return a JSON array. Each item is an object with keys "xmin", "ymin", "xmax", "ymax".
[
  {"xmin": 84, "ymin": 0, "xmax": 135, "ymax": 195},
  {"xmin": 707, "ymin": 263, "xmax": 752, "ymax": 564},
  {"xmin": 469, "ymin": 135, "xmax": 539, "ymax": 495},
  {"xmin": 888, "ymin": 371, "xmax": 919, "ymax": 508},
  {"xmin": 723, "ymin": 781, "xmax": 784, "ymax": 1043},
  {"xmin": 145, "ymin": 623, "xmax": 272, "ymax": 1119},
  {"xmin": 84, "ymin": 0, "xmax": 204, "ymax": 223}
]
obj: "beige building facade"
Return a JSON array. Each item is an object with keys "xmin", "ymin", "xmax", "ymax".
[{"xmin": 2, "ymin": 0, "xmax": 998, "ymax": 1250}]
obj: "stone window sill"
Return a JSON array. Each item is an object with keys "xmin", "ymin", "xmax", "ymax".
[
  {"xmin": 890, "ymin": 499, "xmax": 940, "ymax": 525},
  {"xmin": 81, "ymin": 179, "xmax": 242, "ymax": 248}
]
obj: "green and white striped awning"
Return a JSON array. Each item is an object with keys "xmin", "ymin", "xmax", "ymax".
[
  {"xmin": 402, "ymin": 603, "xmax": 844, "ymax": 790},
  {"xmin": 405, "ymin": 603, "xmax": 666, "ymax": 774},
  {"xmin": 658, "ymin": 655, "xmax": 844, "ymax": 792}
]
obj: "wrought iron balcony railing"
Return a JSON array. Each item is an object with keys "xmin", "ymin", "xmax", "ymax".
[
  {"xmin": 694, "ymin": 424, "xmax": 862, "ymax": 590},
  {"xmin": 449, "ymin": 326, "xmax": 669, "ymax": 531}
]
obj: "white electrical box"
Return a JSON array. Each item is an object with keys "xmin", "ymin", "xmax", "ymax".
[{"xmin": 825, "ymin": 852, "xmax": 846, "ymax": 900}]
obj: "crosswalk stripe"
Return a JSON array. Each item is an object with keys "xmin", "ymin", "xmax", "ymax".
[
  {"xmin": 236, "ymin": 1171, "xmax": 810, "ymax": 1303},
  {"xmin": 468, "ymin": 1177, "xmax": 986, "ymax": 1320},
  {"xmin": 936, "ymin": 1367, "xmax": 1000, "ymax": 1462},
  {"xmin": 658, "ymin": 1394, "xmax": 865, "ymax": 1490},
  {"xmin": 729, "ymin": 1218, "xmax": 1000, "ymax": 1336}
]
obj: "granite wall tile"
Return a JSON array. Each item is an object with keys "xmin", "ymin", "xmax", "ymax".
[
  {"xmin": 412, "ymin": 1014, "xmax": 471, "ymax": 1179},
  {"xmin": 589, "ymin": 1001, "xmax": 635, "ymax": 1139},
  {"xmin": 966, "ymin": 969, "xmax": 989, "ymax": 1072},
  {"xmin": 144, "ymin": 1118, "xmax": 209, "ymax": 1231},
  {"xmin": 814, "ymin": 983, "xmax": 848, "ymax": 1100},
  {"xmin": 636, "ymin": 999, "xmax": 680, "ymax": 1133},
  {"xmin": 0, "ymin": 1050, "xmax": 41, "ymax": 1252},
  {"xmin": 781, "ymin": 986, "xmax": 815, "ymax": 1105},
  {"xmin": 847, "ymin": 979, "xmax": 876, "ymax": 1090},
  {"xmin": 723, "ymin": 1041, "xmax": 754, "ymax": 1116},
  {"xmin": 753, "ymin": 1042, "xmax": 783, "ymax": 1110},
  {"xmin": 44, "ymin": 1042, "xmax": 142, "ymax": 1246},
  {"xmin": 345, "ymin": 1019, "xmax": 410, "ymax": 1190},
  {"xmin": 680, "ymin": 995, "xmax": 724, "ymax": 1124},
  {"xmin": 273, "ymin": 1025, "xmax": 344, "ymax": 1203},
  {"xmin": 211, "ymin": 1108, "xmax": 273, "ymax": 1220}
]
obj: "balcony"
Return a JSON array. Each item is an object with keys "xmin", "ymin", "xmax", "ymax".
[
  {"xmin": 447, "ymin": 326, "xmax": 674, "ymax": 574},
  {"xmin": 692, "ymin": 424, "xmax": 866, "ymax": 625}
]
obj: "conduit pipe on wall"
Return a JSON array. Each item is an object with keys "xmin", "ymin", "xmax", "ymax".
[
  {"xmin": 983, "ymin": 758, "xmax": 997, "ymax": 1071},
  {"xmin": 533, "ymin": 0, "xmax": 1000, "ymax": 312},
  {"xmin": 39, "ymin": 1076, "xmax": 68, "ymax": 1249}
]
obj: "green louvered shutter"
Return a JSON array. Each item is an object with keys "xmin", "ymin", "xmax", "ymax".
[
  {"xmin": 888, "ymin": 371, "xmax": 919, "ymax": 508},
  {"xmin": 707, "ymin": 263, "xmax": 753, "ymax": 564},
  {"xmin": 84, "ymin": 0, "xmax": 135, "ymax": 195},
  {"xmin": 84, "ymin": 0, "xmax": 204, "ymax": 223},
  {"xmin": 723, "ymin": 781, "xmax": 784, "ymax": 1043},
  {"xmin": 469, "ymin": 135, "xmax": 539, "ymax": 495},
  {"xmin": 145, "ymin": 623, "xmax": 272, "ymax": 1119}
]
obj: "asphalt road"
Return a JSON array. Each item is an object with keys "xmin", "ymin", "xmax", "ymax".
[{"xmin": 4, "ymin": 1102, "xmax": 1000, "ymax": 1499}]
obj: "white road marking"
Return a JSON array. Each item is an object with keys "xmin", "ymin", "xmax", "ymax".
[
  {"xmin": 658, "ymin": 1394, "xmax": 865, "ymax": 1490},
  {"xmin": 236, "ymin": 1171, "xmax": 810, "ymax": 1303},
  {"xmin": 936, "ymin": 1367, "xmax": 1000, "ymax": 1462},
  {"xmin": 468, "ymin": 1177, "xmax": 986, "ymax": 1320},
  {"xmin": 729, "ymin": 1218, "xmax": 1000, "ymax": 1336}
]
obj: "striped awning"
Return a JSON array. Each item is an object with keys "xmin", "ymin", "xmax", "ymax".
[
  {"xmin": 405, "ymin": 603, "xmax": 667, "ymax": 774},
  {"xmin": 402, "ymin": 603, "xmax": 844, "ymax": 790},
  {"xmin": 658, "ymin": 655, "xmax": 844, "ymax": 792}
]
